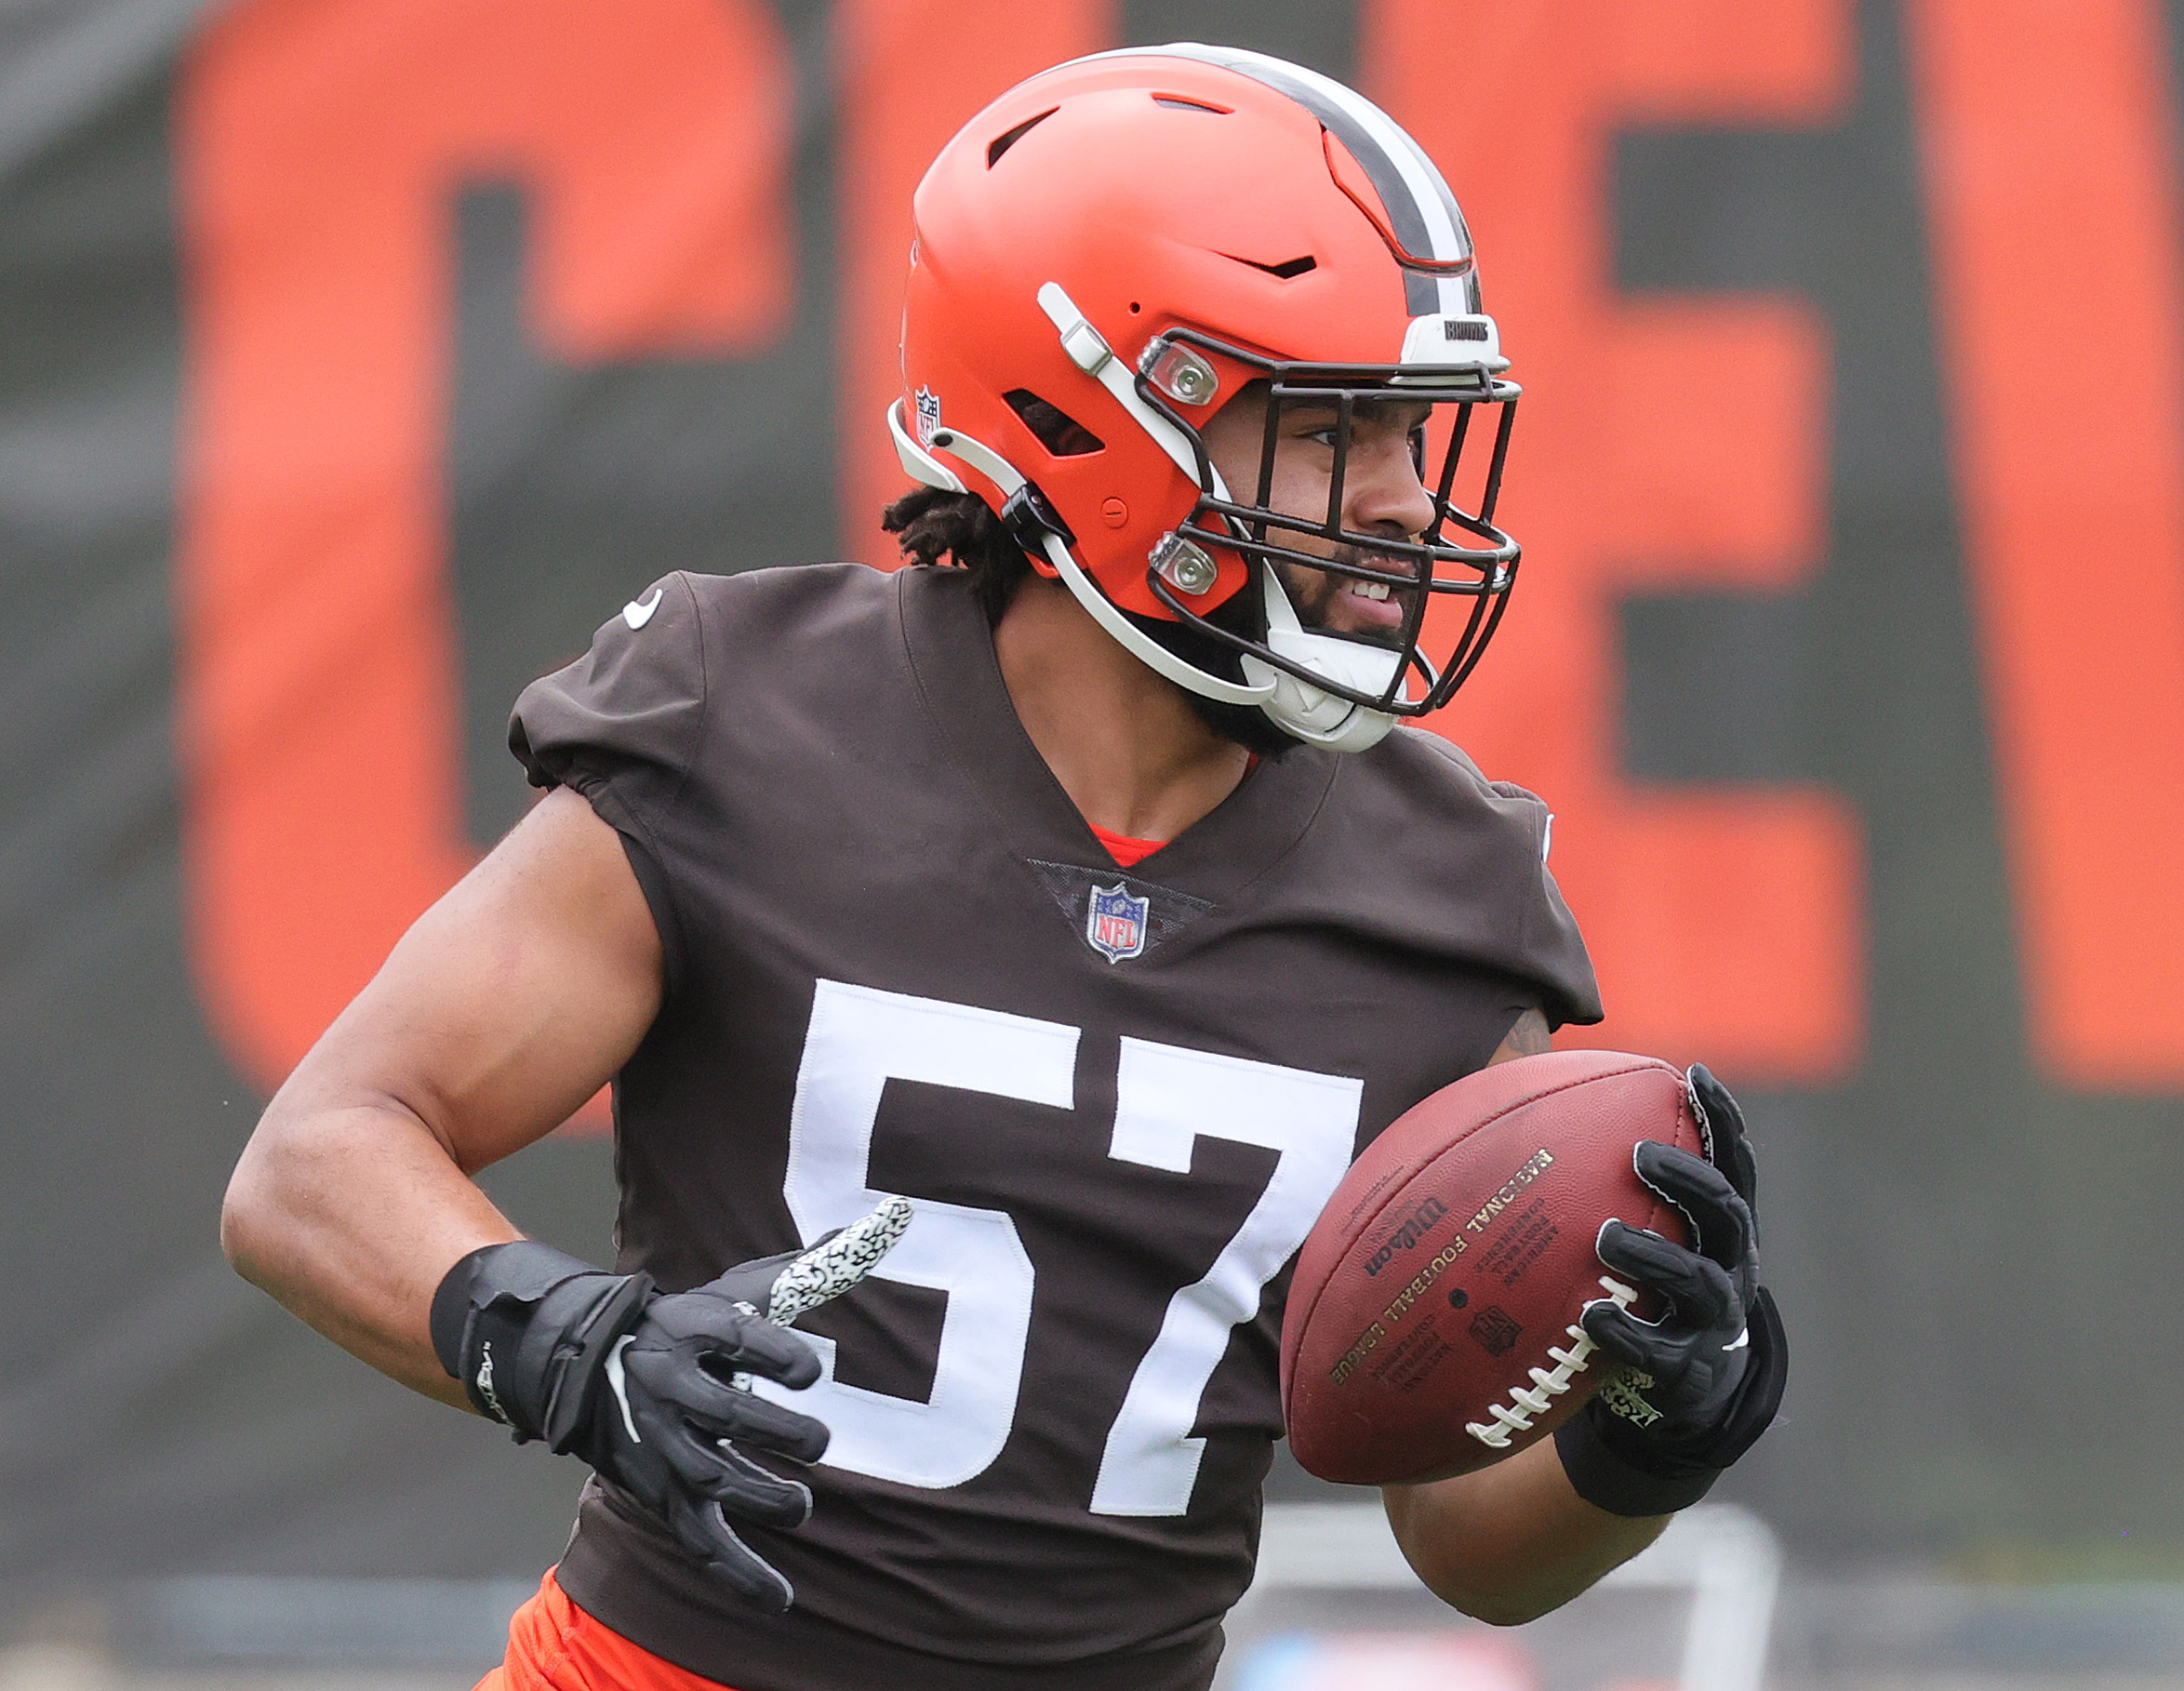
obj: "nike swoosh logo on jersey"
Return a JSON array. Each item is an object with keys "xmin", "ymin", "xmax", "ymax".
[{"xmin": 622, "ymin": 588, "xmax": 663, "ymax": 630}]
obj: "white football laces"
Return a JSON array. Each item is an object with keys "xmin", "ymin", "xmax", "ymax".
[{"xmin": 1464, "ymin": 1275, "xmax": 1640, "ymax": 1450}]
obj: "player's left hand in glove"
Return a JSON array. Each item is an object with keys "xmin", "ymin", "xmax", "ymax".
[
  {"xmin": 1554, "ymin": 1066, "xmax": 1788, "ymax": 1515},
  {"xmin": 430, "ymin": 1197, "xmax": 912, "ymax": 1611}
]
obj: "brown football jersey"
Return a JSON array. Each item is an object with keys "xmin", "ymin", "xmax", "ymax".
[{"xmin": 509, "ymin": 563, "xmax": 1601, "ymax": 1691}]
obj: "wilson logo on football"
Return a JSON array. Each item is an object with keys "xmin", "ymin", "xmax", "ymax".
[{"xmin": 1363, "ymin": 1194, "xmax": 1450, "ymax": 1277}]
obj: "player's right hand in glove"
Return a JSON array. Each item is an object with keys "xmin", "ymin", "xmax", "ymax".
[
  {"xmin": 430, "ymin": 1197, "xmax": 911, "ymax": 1611},
  {"xmin": 1553, "ymin": 1066, "xmax": 1788, "ymax": 1515}
]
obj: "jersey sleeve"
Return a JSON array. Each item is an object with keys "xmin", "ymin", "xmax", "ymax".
[
  {"xmin": 510, "ymin": 572, "xmax": 707, "ymax": 807},
  {"xmin": 1483, "ymin": 776, "xmax": 1601, "ymax": 1029},
  {"xmin": 507, "ymin": 572, "xmax": 709, "ymax": 983},
  {"xmin": 1365, "ymin": 729, "xmax": 1604, "ymax": 1031}
]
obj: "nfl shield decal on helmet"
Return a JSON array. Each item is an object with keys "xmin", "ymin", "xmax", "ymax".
[
  {"xmin": 1085, "ymin": 882, "xmax": 1150, "ymax": 963},
  {"xmin": 913, "ymin": 385, "xmax": 942, "ymax": 447}
]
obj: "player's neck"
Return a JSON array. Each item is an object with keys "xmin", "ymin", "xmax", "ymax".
[{"xmin": 992, "ymin": 576, "xmax": 1252, "ymax": 844}]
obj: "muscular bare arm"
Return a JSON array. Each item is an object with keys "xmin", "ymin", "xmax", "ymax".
[
  {"xmin": 1377, "ymin": 1005, "xmax": 1668, "ymax": 1624},
  {"xmin": 220, "ymin": 788, "xmax": 660, "ymax": 1409}
]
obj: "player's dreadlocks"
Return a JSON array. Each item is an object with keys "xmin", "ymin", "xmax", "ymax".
[
  {"xmin": 881, "ymin": 487, "xmax": 1031, "ymax": 625},
  {"xmin": 880, "ymin": 486, "xmax": 1300, "ymax": 758}
]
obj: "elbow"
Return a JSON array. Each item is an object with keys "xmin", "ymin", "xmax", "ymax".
[
  {"xmin": 1439, "ymin": 1587, "xmax": 1565, "ymax": 1628},
  {"xmin": 1394, "ymin": 1518, "xmax": 1596, "ymax": 1626},
  {"xmin": 1410, "ymin": 1542, "xmax": 1634, "ymax": 1625},
  {"xmin": 220, "ymin": 1133, "xmax": 286, "ymax": 1291},
  {"xmin": 1413, "ymin": 1565, "xmax": 1568, "ymax": 1628},
  {"xmin": 219, "ymin": 1165, "xmax": 262, "ymax": 1284}
]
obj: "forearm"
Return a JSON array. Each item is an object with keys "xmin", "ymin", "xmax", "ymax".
[
  {"xmin": 221, "ymin": 1096, "xmax": 520, "ymax": 1408},
  {"xmin": 1381, "ymin": 1436, "xmax": 1667, "ymax": 1625},
  {"xmin": 221, "ymin": 789, "xmax": 664, "ymax": 1410}
]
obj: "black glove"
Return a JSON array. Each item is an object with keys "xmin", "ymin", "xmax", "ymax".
[
  {"xmin": 431, "ymin": 1197, "xmax": 911, "ymax": 1610},
  {"xmin": 1554, "ymin": 1066, "xmax": 1788, "ymax": 1515}
]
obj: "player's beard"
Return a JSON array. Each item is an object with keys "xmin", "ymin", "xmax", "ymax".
[
  {"xmin": 1122, "ymin": 573, "xmax": 1304, "ymax": 760},
  {"xmin": 1269, "ymin": 541, "xmax": 1420, "ymax": 652}
]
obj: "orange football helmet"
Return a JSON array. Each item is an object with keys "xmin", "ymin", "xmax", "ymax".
[{"xmin": 890, "ymin": 45, "xmax": 1519, "ymax": 752}]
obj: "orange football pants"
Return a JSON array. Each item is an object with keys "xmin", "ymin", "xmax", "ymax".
[{"xmin": 473, "ymin": 1571, "xmax": 744, "ymax": 1691}]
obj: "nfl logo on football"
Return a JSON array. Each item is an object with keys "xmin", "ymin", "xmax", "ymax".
[{"xmin": 1085, "ymin": 883, "xmax": 1149, "ymax": 963}]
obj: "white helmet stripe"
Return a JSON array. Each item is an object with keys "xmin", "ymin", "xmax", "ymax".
[{"xmin": 1075, "ymin": 43, "xmax": 1480, "ymax": 318}]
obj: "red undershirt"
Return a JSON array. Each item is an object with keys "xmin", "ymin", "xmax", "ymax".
[
  {"xmin": 1088, "ymin": 820, "xmax": 1167, "ymax": 868},
  {"xmin": 1086, "ymin": 757, "xmax": 1258, "ymax": 869}
]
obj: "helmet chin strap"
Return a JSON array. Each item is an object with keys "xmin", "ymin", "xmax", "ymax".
[
  {"xmin": 1032, "ymin": 286, "xmax": 1411, "ymax": 752},
  {"xmin": 1038, "ymin": 284, "xmax": 1205, "ymax": 483},
  {"xmin": 1242, "ymin": 569, "xmax": 1402, "ymax": 752},
  {"xmin": 892, "ymin": 298, "xmax": 1406, "ymax": 755},
  {"xmin": 888, "ymin": 396, "xmax": 967, "ymax": 493},
  {"xmin": 898, "ymin": 403, "xmax": 1272, "ymax": 709}
]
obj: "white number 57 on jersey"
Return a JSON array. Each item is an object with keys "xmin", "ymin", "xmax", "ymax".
[{"xmin": 752, "ymin": 979, "xmax": 1360, "ymax": 1517}]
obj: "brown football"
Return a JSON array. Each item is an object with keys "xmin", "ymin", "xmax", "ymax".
[{"xmin": 1281, "ymin": 1049, "xmax": 1701, "ymax": 1486}]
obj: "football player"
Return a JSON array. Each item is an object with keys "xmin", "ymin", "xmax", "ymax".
[{"xmin": 221, "ymin": 45, "xmax": 1785, "ymax": 1691}]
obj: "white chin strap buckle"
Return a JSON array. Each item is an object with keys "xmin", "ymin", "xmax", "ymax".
[{"xmin": 1240, "ymin": 570, "xmax": 1404, "ymax": 752}]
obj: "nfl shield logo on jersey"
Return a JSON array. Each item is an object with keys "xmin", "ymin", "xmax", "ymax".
[{"xmin": 1085, "ymin": 882, "xmax": 1150, "ymax": 963}]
